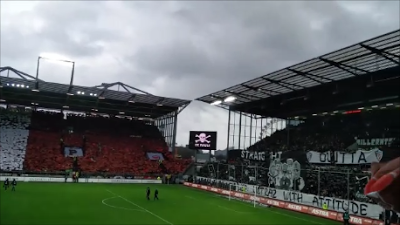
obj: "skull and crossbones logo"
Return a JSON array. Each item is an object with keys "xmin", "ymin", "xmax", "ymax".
[{"xmin": 195, "ymin": 133, "xmax": 211, "ymax": 143}]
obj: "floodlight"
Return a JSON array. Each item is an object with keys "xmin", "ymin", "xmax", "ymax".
[
  {"xmin": 210, "ymin": 100, "xmax": 222, "ymax": 105},
  {"xmin": 39, "ymin": 52, "xmax": 72, "ymax": 63},
  {"xmin": 224, "ymin": 96, "xmax": 236, "ymax": 102}
]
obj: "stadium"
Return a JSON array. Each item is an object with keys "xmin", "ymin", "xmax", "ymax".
[{"xmin": 0, "ymin": 29, "xmax": 399, "ymax": 225}]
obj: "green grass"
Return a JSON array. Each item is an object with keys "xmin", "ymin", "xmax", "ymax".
[{"xmin": 0, "ymin": 183, "xmax": 340, "ymax": 225}]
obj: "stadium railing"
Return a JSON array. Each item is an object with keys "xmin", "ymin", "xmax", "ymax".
[{"xmin": 202, "ymin": 163, "xmax": 372, "ymax": 203}]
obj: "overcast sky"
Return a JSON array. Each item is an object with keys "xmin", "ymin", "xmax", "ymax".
[{"xmin": 1, "ymin": 1, "xmax": 399, "ymax": 150}]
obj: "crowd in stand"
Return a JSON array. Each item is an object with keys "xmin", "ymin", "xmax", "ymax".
[
  {"xmin": 0, "ymin": 107, "xmax": 190, "ymax": 176},
  {"xmin": 198, "ymin": 108, "xmax": 399, "ymax": 204},
  {"xmin": 249, "ymin": 109, "xmax": 399, "ymax": 153}
]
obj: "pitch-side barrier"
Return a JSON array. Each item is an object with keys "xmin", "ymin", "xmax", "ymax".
[
  {"xmin": 184, "ymin": 182, "xmax": 397, "ymax": 225},
  {"xmin": 0, "ymin": 176, "xmax": 161, "ymax": 183}
]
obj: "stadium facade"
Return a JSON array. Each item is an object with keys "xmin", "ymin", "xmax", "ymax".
[
  {"xmin": 0, "ymin": 66, "xmax": 191, "ymax": 151},
  {"xmin": 193, "ymin": 29, "xmax": 400, "ymax": 223},
  {"xmin": 197, "ymin": 29, "xmax": 399, "ymax": 152}
]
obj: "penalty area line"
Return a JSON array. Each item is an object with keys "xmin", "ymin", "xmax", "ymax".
[
  {"xmin": 105, "ymin": 189, "xmax": 174, "ymax": 225},
  {"xmin": 101, "ymin": 196, "xmax": 147, "ymax": 213}
]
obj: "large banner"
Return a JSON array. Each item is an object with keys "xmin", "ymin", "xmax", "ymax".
[
  {"xmin": 188, "ymin": 131, "xmax": 217, "ymax": 150},
  {"xmin": 240, "ymin": 150, "xmax": 267, "ymax": 161},
  {"xmin": 306, "ymin": 149, "xmax": 383, "ymax": 165},
  {"xmin": 64, "ymin": 147, "xmax": 84, "ymax": 157},
  {"xmin": 146, "ymin": 152, "xmax": 165, "ymax": 161},
  {"xmin": 268, "ymin": 151, "xmax": 308, "ymax": 191},
  {"xmin": 197, "ymin": 176, "xmax": 384, "ymax": 218}
]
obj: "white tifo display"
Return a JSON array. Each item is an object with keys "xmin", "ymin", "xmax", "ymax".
[
  {"xmin": 0, "ymin": 176, "xmax": 161, "ymax": 184},
  {"xmin": 0, "ymin": 112, "xmax": 31, "ymax": 171},
  {"xmin": 197, "ymin": 176, "xmax": 383, "ymax": 219}
]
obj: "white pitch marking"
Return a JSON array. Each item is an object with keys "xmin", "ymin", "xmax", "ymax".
[
  {"xmin": 106, "ymin": 189, "xmax": 174, "ymax": 225},
  {"xmin": 101, "ymin": 196, "xmax": 147, "ymax": 213}
]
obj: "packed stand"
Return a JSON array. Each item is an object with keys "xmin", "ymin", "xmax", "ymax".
[
  {"xmin": 199, "ymin": 162, "xmax": 374, "ymax": 204},
  {"xmin": 199, "ymin": 109, "xmax": 399, "ymax": 204},
  {"xmin": 199, "ymin": 161, "xmax": 263, "ymax": 185},
  {"xmin": 0, "ymin": 108, "xmax": 190, "ymax": 175},
  {"xmin": 249, "ymin": 109, "xmax": 399, "ymax": 153},
  {"xmin": 25, "ymin": 111, "xmax": 190, "ymax": 175},
  {"xmin": 302, "ymin": 166, "xmax": 373, "ymax": 203}
]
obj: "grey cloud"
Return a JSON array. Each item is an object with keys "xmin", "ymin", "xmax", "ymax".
[
  {"xmin": 132, "ymin": 39, "xmax": 213, "ymax": 78},
  {"xmin": 125, "ymin": 1, "xmax": 400, "ymax": 98},
  {"xmin": 1, "ymin": 1, "xmax": 399, "ymax": 149},
  {"xmin": 1, "ymin": 1, "xmax": 119, "ymax": 63}
]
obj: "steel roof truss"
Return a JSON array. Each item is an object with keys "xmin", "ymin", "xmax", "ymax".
[
  {"xmin": 261, "ymin": 77, "xmax": 299, "ymax": 91},
  {"xmin": 242, "ymin": 89, "xmax": 268, "ymax": 98},
  {"xmin": 155, "ymin": 97, "xmax": 165, "ymax": 105},
  {"xmin": 235, "ymin": 92, "xmax": 259, "ymax": 101},
  {"xmin": 360, "ymin": 44, "xmax": 400, "ymax": 66},
  {"xmin": 120, "ymin": 84, "xmax": 131, "ymax": 93},
  {"xmin": 319, "ymin": 57, "xmax": 369, "ymax": 76},
  {"xmin": 287, "ymin": 68, "xmax": 333, "ymax": 84},
  {"xmin": 257, "ymin": 88, "xmax": 276, "ymax": 96},
  {"xmin": 11, "ymin": 67, "xmax": 41, "ymax": 81},
  {"xmin": 97, "ymin": 84, "xmax": 113, "ymax": 98},
  {"xmin": 241, "ymin": 84, "xmax": 278, "ymax": 95},
  {"xmin": 126, "ymin": 93, "xmax": 137, "ymax": 104},
  {"xmin": 383, "ymin": 49, "xmax": 400, "ymax": 59},
  {"xmin": 177, "ymin": 103, "xmax": 189, "ymax": 114},
  {"xmin": 120, "ymin": 82, "xmax": 153, "ymax": 95}
]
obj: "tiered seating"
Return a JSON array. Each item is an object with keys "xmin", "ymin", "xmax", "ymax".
[
  {"xmin": 201, "ymin": 108, "xmax": 400, "ymax": 203},
  {"xmin": 0, "ymin": 109, "xmax": 31, "ymax": 171},
  {"xmin": 23, "ymin": 111, "xmax": 190, "ymax": 174},
  {"xmin": 24, "ymin": 111, "xmax": 65, "ymax": 171}
]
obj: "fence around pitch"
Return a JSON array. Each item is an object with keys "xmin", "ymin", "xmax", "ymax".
[{"xmin": 205, "ymin": 163, "xmax": 372, "ymax": 203}]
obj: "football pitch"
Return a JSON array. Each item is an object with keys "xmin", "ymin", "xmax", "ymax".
[{"xmin": 0, "ymin": 183, "xmax": 340, "ymax": 225}]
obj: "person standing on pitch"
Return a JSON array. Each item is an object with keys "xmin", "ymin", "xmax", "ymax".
[
  {"xmin": 343, "ymin": 210, "xmax": 350, "ymax": 225},
  {"xmin": 146, "ymin": 187, "xmax": 150, "ymax": 200},
  {"xmin": 154, "ymin": 189, "xmax": 159, "ymax": 200},
  {"xmin": 11, "ymin": 179, "xmax": 17, "ymax": 192},
  {"xmin": 3, "ymin": 178, "xmax": 9, "ymax": 190}
]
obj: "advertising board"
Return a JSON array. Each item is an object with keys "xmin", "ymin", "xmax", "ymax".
[{"xmin": 184, "ymin": 182, "xmax": 395, "ymax": 225}]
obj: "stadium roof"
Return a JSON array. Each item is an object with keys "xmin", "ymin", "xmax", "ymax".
[
  {"xmin": 0, "ymin": 67, "xmax": 191, "ymax": 119},
  {"xmin": 196, "ymin": 29, "xmax": 400, "ymax": 116}
]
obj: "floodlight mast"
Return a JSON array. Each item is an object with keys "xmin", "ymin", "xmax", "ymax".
[{"xmin": 35, "ymin": 55, "xmax": 76, "ymax": 87}]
